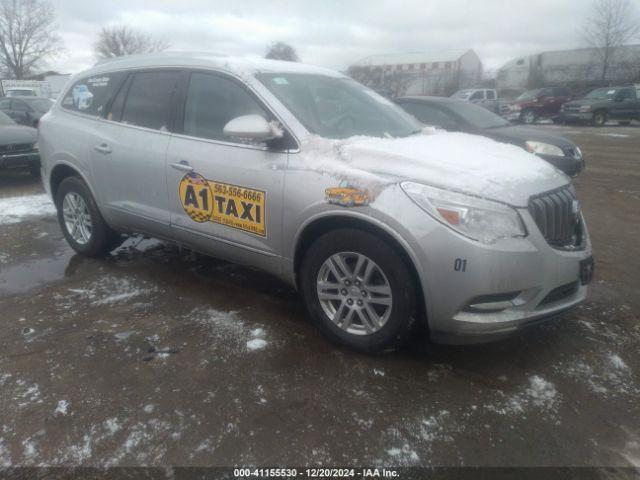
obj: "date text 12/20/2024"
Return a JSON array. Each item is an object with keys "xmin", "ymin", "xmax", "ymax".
[{"xmin": 233, "ymin": 468, "xmax": 400, "ymax": 477}]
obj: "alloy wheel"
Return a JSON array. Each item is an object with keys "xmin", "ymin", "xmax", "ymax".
[
  {"xmin": 316, "ymin": 252, "xmax": 393, "ymax": 335},
  {"xmin": 62, "ymin": 192, "xmax": 93, "ymax": 245}
]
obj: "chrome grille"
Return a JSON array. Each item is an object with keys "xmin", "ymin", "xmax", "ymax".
[{"xmin": 529, "ymin": 186, "xmax": 583, "ymax": 248}]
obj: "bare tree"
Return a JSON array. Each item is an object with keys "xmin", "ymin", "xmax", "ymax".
[
  {"xmin": 347, "ymin": 65, "xmax": 417, "ymax": 98},
  {"xmin": 265, "ymin": 42, "xmax": 300, "ymax": 62},
  {"xmin": 0, "ymin": 0, "xmax": 61, "ymax": 79},
  {"xmin": 95, "ymin": 26, "xmax": 170, "ymax": 60},
  {"xmin": 583, "ymin": 0, "xmax": 640, "ymax": 81}
]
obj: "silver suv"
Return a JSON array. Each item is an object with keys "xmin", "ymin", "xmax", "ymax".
[{"xmin": 38, "ymin": 53, "xmax": 593, "ymax": 352}]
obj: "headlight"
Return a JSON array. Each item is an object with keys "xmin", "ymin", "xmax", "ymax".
[
  {"xmin": 579, "ymin": 105, "xmax": 592, "ymax": 113},
  {"xmin": 511, "ymin": 104, "xmax": 521, "ymax": 111},
  {"xmin": 401, "ymin": 182, "xmax": 526, "ymax": 244},
  {"xmin": 32, "ymin": 143, "xmax": 39, "ymax": 151},
  {"xmin": 525, "ymin": 141, "xmax": 564, "ymax": 156}
]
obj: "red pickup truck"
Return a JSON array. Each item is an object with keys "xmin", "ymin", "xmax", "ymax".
[{"xmin": 502, "ymin": 87, "xmax": 572, "ymax": 124}]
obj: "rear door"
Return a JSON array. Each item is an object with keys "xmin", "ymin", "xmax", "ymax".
[
  {"xmin": 611, "ymin": 88, "xmax": 637, "ymax": 120},
  {"xmin": 89, "ymin": 69, "xmax": 182, "ymax": 235},
  {"xmin": 166, "ymin": 70, "xmax": 288, "ymax": 263}
]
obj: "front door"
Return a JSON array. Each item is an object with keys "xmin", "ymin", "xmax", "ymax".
[{"xmin": 166, "ymin": 71, "xmax": 288, "ymax": 264}]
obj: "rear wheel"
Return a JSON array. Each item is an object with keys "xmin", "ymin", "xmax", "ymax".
[
  {"xmin": 592, "ymin": 110, "xmax": 607, "ymax": 127},
  {"xmin": 520, "ymin": 109, "xmax": 536, "ymax": 124},
  {"xmin": 56, "ymin": 176, "xmax": 121, "ymax": 257},
  {"xmin": 300, "ymin": 229, "xmax": 417, "ymax": 354}
]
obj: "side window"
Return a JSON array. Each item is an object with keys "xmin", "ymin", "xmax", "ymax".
[
  {"xmin": 120, "ymin": 71, "xmax": 181, "ymax": 131},
  {"xmin": 0, "ymin": 99, "xmax": 11, "ymax": 109},
  {"xmin": 540, "ymin": 88, "xmax": 554, "ymax": 97},
  {"xmin": 400, "ymin": 102, "xmax": 458, "ymax": 129},
  {"xmin": 553, "ymin": 87, "xmax": 569, "ymax": 97},
  {"xmin": 61, "ymin": 72, "xmax": 125, "ymax": 117},
  {"xmin": 12, "ymin": 100, "xmax": 29, "ymax": 112},
  {"xmin": 469, "ymin": 90, "xmax": 484, "ymax": 101},
  {"xmin": 485, "ymin": 90, "xmax": 496, "ymax": 100},
  {"xmin": 183, "ymin": 72, "xmax": 268, "ymax": 141},
  {"xmin": 617, "ymin": 88, "xmax": 635, "ymax": 101}
]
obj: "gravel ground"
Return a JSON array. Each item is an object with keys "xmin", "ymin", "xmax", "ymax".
[{"xmin": 0, "ymin": 123, "xmax": 639, "ymax": 469}]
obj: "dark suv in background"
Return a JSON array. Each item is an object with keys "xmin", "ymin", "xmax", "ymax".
[
  {"xmin": 559, "ymin": 86, "xmax": 640, "ymax": 126},
  {"xmin": 502, "ymin": 87, "xmax": 572, "ymax": 124}
]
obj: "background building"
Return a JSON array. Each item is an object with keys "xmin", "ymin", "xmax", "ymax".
[
  {"xmin": 348, "ymin": 49, "xmax": 482, "ymax": 97},
  {"xmin": 496, "ymin": 45, "xmax": 640, "ymax": 93}
]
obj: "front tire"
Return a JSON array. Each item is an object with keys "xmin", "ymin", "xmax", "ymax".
[
  {"xmin": 592, "ymin": 110, "xmax": 607, "ymax": 127},
  {"xmin": 520, "ymin": 109, "xmax": 536, "ymax": 124},
  {"xmin": 56, "ymin": 176, "xmax": 121, "ymax": 257},
  {"xmin": 300, "ymin": 229, "xmax": 416, "ymax": 354}
]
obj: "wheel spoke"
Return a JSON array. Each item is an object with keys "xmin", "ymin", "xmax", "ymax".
[
  {"xmin": 331, "ymin": 254, "xmax": 352, "ymax": 279},
  {"xmin": 318, "ymin": 291, "xmax": 343, "ymax": 302},
  {"xmin": 364, "ymin": 304, "xmax": 382, "ymax": 328},
  {"xmin": 356, "ymin": 309, "xmax": 375, "ymax": 334},
  {"xmin": 362, "ymin": 260, "xmax": 375, "ymax": 283},
  {"xmin": 366, "ymin": 284, "xmax": 392, "ymax": 295},
  {"xmin": 331, "ymin": 301, "xmax": 347, "ymax": 324},
  {"xmin": 341, "ymin": 309, "xmax": 355, "ymax": 330}
]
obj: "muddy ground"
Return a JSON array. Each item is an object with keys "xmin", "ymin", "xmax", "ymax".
[{"xmin": 0, "ymin": 124, "xmax": 639, "ymax": 469}]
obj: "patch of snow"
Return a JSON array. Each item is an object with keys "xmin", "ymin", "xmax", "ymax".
[
  {"xmin": 386, "ymin": 443, "xmax": 420, "ymax": 464},
  {"xmin": 598, "ymin": 133, "xmax": 629, "ymax": 138},
  {"xmin": 0, "ymin": 252, "xmax": 8, "ymax": 264},
  {"xmin": 22, "ymin": 438, "xmax": 38, "ymax": 461},
  {"xmin": 54, "ymin": 400, "xmax": 69, "ymax": 416},
  {"xmin": 373, "ymin": 368, "xmax": 385, "ymax": 377},
  {"xmin": 526, "ymin": 376, "xmax": 557, "ymax": 408},
  {"xmin": 247, "ymin": 339, "xmax": 267, "ymax": 351},
  {"xmin": 609, "ymin": 354, "xmax": 629, "ymax": 371},
  {"xmin": 104, "ymin": 418, "xmax": 121, "ymax": 435},
  {"xmin": 0, "ymin": 437, "xmax": 11, "ymax": 466},
  {"xmin": 143, "ymin": 404, "xmax": 155, "ymax": 414},
  {"xmin": 62, "ymin": 276, "xmax": 157, "ymax": 308},
  {"xmin": 0, "ymin": 194, "xmax": 56, "ymax": 225},
  {"xmin": 114, "ymin": 331, "xmax": 135, "ymax": 341}
]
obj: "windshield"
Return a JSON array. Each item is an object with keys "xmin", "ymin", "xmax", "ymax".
[
  {"xmin": 516, "ymin": 89, "xmax": 542, "ymax": 101},
  {"xmin": 0, "ymin": 111, "xmax": 15, "ymax": 125},
  {"xmin": 446, "ymin": 101, "xmax": 510, "ymax": 129},
  {"xmin": 451, "ymin": 90, "xmax": 473, "ymax": 99},
  {"xmin": 584, "ymin": 88, "xmax": 618, "ymax": 99},
  {"xmin": 256, "ymin": 73, "xmax": 422, "ymax": 139},
  {"xmin": 28, "ymin": 98, "xmax": 54, "ymax": 113}
]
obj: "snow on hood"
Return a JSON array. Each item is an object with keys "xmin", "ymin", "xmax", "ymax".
[{"xmin": 299, "ymin": 131, "xmax": 569, "ymax": 207}]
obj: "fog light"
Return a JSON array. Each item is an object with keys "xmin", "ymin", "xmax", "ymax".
[{"xmin": 463, "ymin": 291, "xmax": 521, "ymax": 313}]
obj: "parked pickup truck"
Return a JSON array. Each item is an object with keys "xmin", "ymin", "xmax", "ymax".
[
  {"xmin": 502, "ymin": 87, "xmax": 572, "ymax": 124},
  {"xmin": 450, "ymin": 88, "xmax": 499, "ymax": 113},
  {"xmin": 558, "ymin": 86, "xmax": 640, "ymax": 126}
]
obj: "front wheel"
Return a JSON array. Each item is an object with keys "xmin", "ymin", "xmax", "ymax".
[
  {"xmin": 56, "ymin": 176, "xmax": 121, "ymax": 257},
  {"xmin": 592, "ymin": 110, "xmax": 607, "ymax": 127},
  {"xmin": 300, "ymin": 229, "xmax": 417, "ymax": 354},
  {"xmin": 520, "ymin": 109, "xmax": 536, "ymax": 124}
]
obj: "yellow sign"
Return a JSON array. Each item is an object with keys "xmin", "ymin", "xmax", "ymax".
[
  {"xmin": 325, "ymin": 186, "xmax": 370, "ymax": 207},
  {"xmin": 179, "ymin": 173, "xmax": 266, "ymax": 237}
]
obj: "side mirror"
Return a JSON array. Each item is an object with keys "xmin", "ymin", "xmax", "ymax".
[{"xmin": 223, "ymin": 114, "xmax": 283, "ymax": 143}]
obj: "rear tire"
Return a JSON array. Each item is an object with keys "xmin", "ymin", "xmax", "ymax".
[
  {"xmin": 55, "ymin": 176, "xmax": 121, "ymax": 257},
  {"xmin": 300, "ymin": 228, "xmax": 417, "ymax": 354}
]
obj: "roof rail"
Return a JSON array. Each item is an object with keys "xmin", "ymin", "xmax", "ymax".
[{"xmin": 93, "ymin": 51, "xmax": 229, "ymax": 67}]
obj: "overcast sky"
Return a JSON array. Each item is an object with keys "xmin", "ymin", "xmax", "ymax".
[{"xmin": 48, "ymin": 0, "xmax": 637, "ymax": 75}]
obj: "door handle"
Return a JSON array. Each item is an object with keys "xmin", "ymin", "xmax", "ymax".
[
  {"xmin": 170, "ymin": 161, "xmax": 194, "ymax": 173},
  {"xmin": 94, "ymin": 143, "xmax": 112, "ymax": 154}
]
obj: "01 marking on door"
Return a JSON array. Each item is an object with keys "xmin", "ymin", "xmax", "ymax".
[{"xmin": 179, "ymin": 173, "xmax": 266, "ymax": 237}]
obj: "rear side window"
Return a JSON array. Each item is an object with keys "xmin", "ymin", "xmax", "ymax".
[
  {"xmin": 120, "ymin": 71, "xmax": 181, "ymax": 131},
  {"xmin": 485, "ymin": 90, "xmax": 496, "ymax": 100},
  {"xmin": 12, "ymin": 99, "xmax": 29, "ymax": 112},
  {"xmin": 469, "ymin": 90, "xmax": 484, "ymax": 100},
  {"xmin": 182, "ymin": 72, "xmax": 268, "ymax": 141},
  {"xmin": 61, "ymin": 72, "xmax": 125, "ymax": 117}
]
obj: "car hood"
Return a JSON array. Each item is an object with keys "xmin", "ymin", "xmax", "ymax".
[
  {"xmin": 301, "ymin": 131, "xmax": 569, "ymax": 207},
  {"xmin": 0, "ymin": 125, "xmax": 37, "ymax": 145},
  {"xmin": 481, "ymin": 125, "xmax": 574, "ymax": 149}
]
